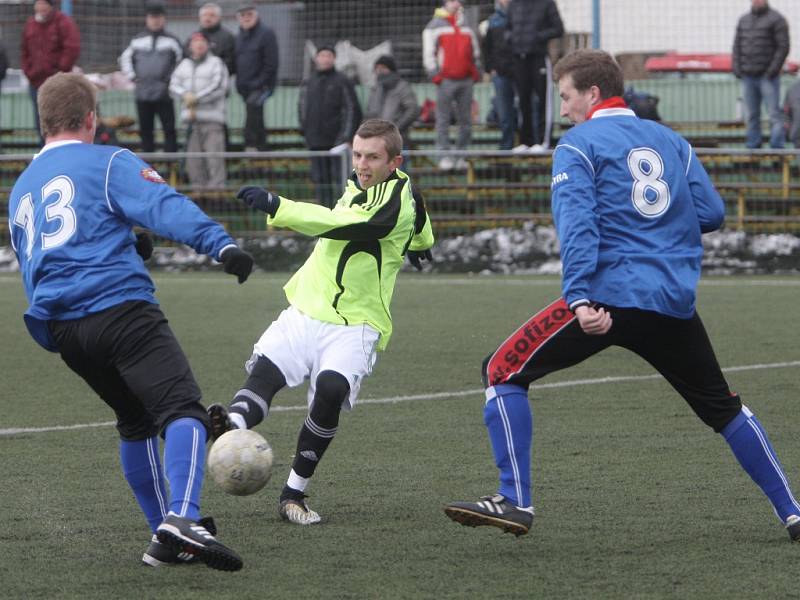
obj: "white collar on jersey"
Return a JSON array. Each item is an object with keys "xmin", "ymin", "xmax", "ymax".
[
  {"xmin": 590, "ymin": 107, "xmax": 636, "ymax": 119},
  {"xmin": 34, "ymin": 139, "xmax": 83, "ymax": 159}
]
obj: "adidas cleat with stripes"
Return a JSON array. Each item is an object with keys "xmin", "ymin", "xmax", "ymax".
[
  {"xmin": 786, "ymin": 515, "xmax": 800, "ymax": 542},
  {"xmin": 156, "ymin": 513, "xmax": 242, "ymax": 571},
  {"xmin": 444, "ymin": 494, "xmax": 534, "ymax": 537},
  {"xmin": 207, "ymin": 403, "xmax": 234, "ymax": 441},
  {"xmin": 279, "ymin": 495, "xmax": 322, "ymax": 525},
  {"xmin": 142, "ymin": 517, "xmax": 217, "ymax": 567}
]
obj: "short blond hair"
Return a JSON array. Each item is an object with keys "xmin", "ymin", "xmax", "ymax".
[{"xmin": 37, "ymin": 73, "xmax": 97, "ymax": 138}]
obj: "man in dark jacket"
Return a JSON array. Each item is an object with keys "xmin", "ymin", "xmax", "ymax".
[
  {"xmin": 234, "ymin": 4, "xmax": 279, "ymax": 151},
  {"xmin": 507, "ymin": 0, "xmax": 563, "ymax": 152},
  {"xmin": 298, "ymin": 45, "xmax": 362, "ymax": 207},
  {"xmin": 365, "ymin": 55, "xmax": 419, "ymax": 150},
  {"xmin": 733, "ymin": 0, "xmax": 790, "ymax": 148},
  {"xmin": 196, "ymin": 2, "xmax": 236, "ymax": 76},
  {"xmin": 482, "ymin": 0, "xmax": 516, "ymax": 149},
  {"xmin": 119, "ymin": 2, "xmax": 183, "ymax": 152},
  {"xmin": 21, "ymin": 0, "xmax": 80, "ymax": 142}
]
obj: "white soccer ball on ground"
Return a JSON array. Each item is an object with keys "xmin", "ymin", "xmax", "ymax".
[{"xmin": 207, "ymin": 429, "xmax": 274, "ymax": 496}]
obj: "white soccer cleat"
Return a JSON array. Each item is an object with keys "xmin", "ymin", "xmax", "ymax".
[{"xmin": 279, "ymin": 497, "xmax": 322, "ymax": 525}]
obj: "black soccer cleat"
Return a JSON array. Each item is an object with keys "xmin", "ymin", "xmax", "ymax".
[
  {"xmin": 444, "ymin": 493, "xmax": 534, "ymax": 537},
  {"xmin": 207, "ymin": 403, "xmax": 234, "ymax": 441},
  {"xmin": 156, "ymin": 513, "xmax": 242, "ymax": 571},
  {"xmin": 786, "ymin": 515, "xmax": 800, "ymax": 542},
  {"xmin": 142, "ymin": 516, "xmax": 217, "ymax": 567}
]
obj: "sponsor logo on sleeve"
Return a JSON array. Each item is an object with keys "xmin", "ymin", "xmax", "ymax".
[
  {"xmin": 140, "ymin": 168, "xmax": 166, "ymax": 184},
  {"xmin": 551, "ymin": 171, "xmax": 569, "ymax": 188}
]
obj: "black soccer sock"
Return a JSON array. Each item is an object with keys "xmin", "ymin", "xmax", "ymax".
[
  {"xmin": 229, "ymin": 355, "xmax": 286, "ymax": 429},
  {"xmin": 290, "ymin": 370, "xmax": 349, "ymax": 479}
]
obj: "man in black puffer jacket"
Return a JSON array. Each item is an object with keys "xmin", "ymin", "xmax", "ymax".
[{"xmin": 733, "ymin": 0, "xmax": 790, "ymax": 148}]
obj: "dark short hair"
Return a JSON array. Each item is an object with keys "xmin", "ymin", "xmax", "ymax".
[
  {"xmin": 38, "ymin": 72, "xmax": 97, "ymax": 138},
  {"xmin": 355, "ymin": 118, "xmax": 403, "ymax": 158},
  {"xmin": 552, "ymin": 50, "xmax": 625, "ymax": 99},
  {"xmin": 145, "ymin": 2, "xmax": 165, "ymax": 16}
]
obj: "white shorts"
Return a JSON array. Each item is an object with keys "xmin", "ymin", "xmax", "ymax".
[{"xmin": 248, "ymin": 305, "xmax": 380, "ymax": 409}]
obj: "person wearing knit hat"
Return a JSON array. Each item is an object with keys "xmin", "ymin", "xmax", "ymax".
[
  {"xmin": 365, "ymin": 55, "xmax": 419, "ymax": 151},
  {"xmin": 21, "ymin": 0, "xmax": 80, "ymax": 142}
]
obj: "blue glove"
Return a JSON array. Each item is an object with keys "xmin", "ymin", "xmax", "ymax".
[{"xmin": 237, "ymin": 186, "xmax": 280, "ymax": 217}]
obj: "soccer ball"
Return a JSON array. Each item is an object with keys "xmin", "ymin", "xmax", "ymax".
[{"xmin": 207, "ymin": 429, "xmax": 274, "ymax": 496}]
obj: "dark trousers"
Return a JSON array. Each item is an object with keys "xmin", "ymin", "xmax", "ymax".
[
  {"xmin": 48, "ymin": 301, "xmax": 210, "ymax": 440},
  {"xmin": 512, "ymin": 53, "xmax": 548, "ymax": 147},
  {"xmin": 482, "ymin": 298, "xmax": 742, "ymax": 432},
  {"xmin": 310, "ymin": 152, "xmax": 339, "ymax": 208},
  {"xmin": 136, "ymin": 99, "xmax": 177, "ymax": 152},
  {"xmin": 243, "ymin": 101, "xmax": 267, "ymax": 150},
  {"xmin": 29, "ymin": 85, "xmax": 42, "ymax": 144}
]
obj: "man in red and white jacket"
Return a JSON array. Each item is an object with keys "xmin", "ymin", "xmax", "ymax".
[{"xmin": 422, "ymin": 0, "xmax": 481, "ymax": 170}]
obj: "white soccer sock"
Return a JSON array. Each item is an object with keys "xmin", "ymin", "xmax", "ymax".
[
  {"xmin": 286, "ymin": 469, "xmax": 310, "ymax": 492},
  {"xmin": 229, "ymin": 413, "xmax": 246, "ymax": 430}
]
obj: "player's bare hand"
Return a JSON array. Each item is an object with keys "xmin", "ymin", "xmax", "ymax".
[{"xmin": 575, "ymin": 305, "xmax": 612, "ymax": 335}]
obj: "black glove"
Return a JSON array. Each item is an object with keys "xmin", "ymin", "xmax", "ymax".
[
  {"xmin": 134, "ymin": 232, "xmax": 153, "ymax": 261},
  {"xmin": 407, "ymin": 249, "xmax": 433, "ymax": 271},
  {"xmin": 237, "ymin": 186, "xmax": 280, "ymax": 217},
  {"xmin": 220, "ymin": 246, "xmax": 254, "ymax": 284}
]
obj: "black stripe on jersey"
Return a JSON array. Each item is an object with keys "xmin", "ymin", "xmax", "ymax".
[
  {"xmin": 322, "ymin": 178, "xmax": 406, "ymax": 241},
  {"xmin": 331, "ymin": 240, "xmax": 383, "ymax": 323},
  {"xmin": 411, "ymin": 185, "xmax": 428, "ymax": 234}
]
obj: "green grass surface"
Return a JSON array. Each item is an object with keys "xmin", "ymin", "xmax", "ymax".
[{"xmin": 1, "ymin": 273, "xmax": 799, "ymax": 599}]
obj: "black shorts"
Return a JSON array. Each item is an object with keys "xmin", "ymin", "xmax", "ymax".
[
  {"xmin": 49, "ymin": 300, "xmax": 210, "ymax": 441},
  {"xmin": 482, "ymin": 298, "xmax": 742, "ymax": 432}
]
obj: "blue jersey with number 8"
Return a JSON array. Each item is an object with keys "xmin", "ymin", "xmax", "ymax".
[
  {"xmin": 551, "ymin": 108, "xmax": 725, "ymax": 318},
  {"xmin": 9, "ymin": 142, "xmax": 235, "ymax": 351}
]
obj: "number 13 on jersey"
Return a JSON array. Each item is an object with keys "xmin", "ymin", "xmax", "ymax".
[{"xmin": 12, "ymin": 175, "xmax": 77, "ymax": 260}]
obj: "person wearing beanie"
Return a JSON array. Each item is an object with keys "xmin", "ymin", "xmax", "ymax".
[
  {"xmin": 119, "ymin": 3, "xmax": 183, "ymax": 152},
  {"xmin": 21, "ymin": 0, "xmax": 81, "ymax": 143},
  {"xmin": 365, "ymin": 55, "xmax": 420, "ymax": 151}
]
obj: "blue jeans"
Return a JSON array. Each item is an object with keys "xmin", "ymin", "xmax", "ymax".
[
  {"xmin": 492, "ymin": 73, "xmax": 517, "ymax": 150},
  {"xmin": 742, "ymin": 75, "xmax": 784, "ymax": 149}
]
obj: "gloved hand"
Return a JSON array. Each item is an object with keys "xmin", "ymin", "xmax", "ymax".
[
  {"xmin": 220, "ymin": 246, "xmax": 254, "ymax": 284},
  {"xmin": 407, "ymin": 249, "xmax": 433, "ymax": 271},
  {"xmin": 237, "ymin": 186, "xmax": 280, "ymax": 217},
  {"xmin": 135, "ymin": 232, "xmax": 153, "ymax": 261}
]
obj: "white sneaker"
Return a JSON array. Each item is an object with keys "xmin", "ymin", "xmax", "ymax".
[
  {"xmin": 528, "ymin": 144, "xmax": 548, "ymax": 153},
  {"xmin": 511, "ymin": 144, "xmax": 529, "ymax": 154},
  {"xmin": 438, "ymin": 157, "xmax": 455, "ymax": 170},
  {"xmin": 455, "ymin": 158, "xmax": 468, "ymax": 169},
  {"xmin": 279, "ymin": 497, "xmax": 322, "ymax": 525},
  {"xmin": 786, "ymin": 514, "xmax": 800, "ymax": 541}
]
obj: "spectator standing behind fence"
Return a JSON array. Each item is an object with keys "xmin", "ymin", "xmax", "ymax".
[
  {"xmin": 298, "ymin": 45, "xmax": 362, "ymax": 208},
  {"xmin": 365, "ymin": 55, "xmax": 420, "ymax": 151},
  {"xmin": 733, "ymin": 0, "xmax": 790, "ymax": 149},
  {"xmin": 784, "ymin": 79, "xmax": 800, "ymax": 148},
  {"xmin": 234, "ymin": 4, "xmax": 278, "ymax": 151},
  {"xmin": 170, "ymin": 32, "xmax": 228, "ymax": 190},
  {"xmin": 422, "ymin": 0, "xmax": 481, "ymax": 171},
  {"xmin": 507, "ymin": 0, "xmax": 563, "ymax": 153},
  {"xmin": 120, "ymin": 3, "xmax": 182, "ymax": 153},
  {"xmin": 196, "ymin": 3, "xmax": 236, "ymax": 76},
  {"xmin": 481, "ymin": 0, "xmax": 516, "ymax": 150},
  {"xmin": 21, "ymin": 0, "xmax": 80, "ymax": 143}
]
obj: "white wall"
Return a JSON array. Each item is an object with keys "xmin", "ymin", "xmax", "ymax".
[{"xmin": 557, "ymin": 0, "xmax": 800, "ymax": 63}]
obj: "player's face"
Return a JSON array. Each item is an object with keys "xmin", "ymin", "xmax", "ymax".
[
  {"xmin": 558, "ymin": 74, "xmax": 598, "ymax": 125},
  {"xmin": 352, "ymin": 135, "xmax": 402, "ymax": 189}
]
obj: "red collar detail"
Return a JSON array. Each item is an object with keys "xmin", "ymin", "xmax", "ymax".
[{"xmin": 586, "ymin": 96, "xmax": 628, "ymax": 120}]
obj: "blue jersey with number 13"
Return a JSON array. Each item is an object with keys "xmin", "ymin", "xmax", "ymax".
[{"xmin": 9, "ymin": 141, "xmax": 235, "ymax": 351}]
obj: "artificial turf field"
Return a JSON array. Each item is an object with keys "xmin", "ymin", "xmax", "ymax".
[{"xmin": 1, "ymin": 272, "xmax": 799, "ymax": 599}]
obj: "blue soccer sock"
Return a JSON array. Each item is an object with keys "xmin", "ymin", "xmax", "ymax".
[
  {"xmin": 119, "ymin": 437, "xmax": 169, "ymax": 533},
  {"xmin": 163, "ymin": 417, "xmax": 207, "ymax": 522},
  {"xmin": 722, "ymin": 406, "xmax": 800, "ymax": 523},
  {"xmin": 483, "ymin": 384, "xmax": 533, "ymax": 508}
]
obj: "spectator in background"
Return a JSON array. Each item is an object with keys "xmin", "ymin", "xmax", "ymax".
[
  {"xmin": 422, "ymin": 0, "xmax": 481, "ymax": 171},
  {"xmin": 298, "ymin": 45, "xmax": 362, "ymax": 208},
  {"xmin": 481, "ymin": 0, "xmax": 516, "ymax": 150},
  {"xmin": 784, "ymin": 79, "xmax": 800, "ymax": 148},
  {"xmin": 170, "ymin": 32, "xmax": 229, "ymax": 190},
  {"xmin": 21, "ymin": 0, "xmax": 80, "ymax": 143},
  {"xmin": 365, "ymin": 55, "xmax": 420, "ymax": 151},
  {"xmin": 507, "ymin": 0, "xmax": 563, "ymax": 153},
  {"xmin": 733, "ymin": 0, "xmax": 790, "ymax": 149},
  {"xmin": 234, "ymin": 4, "xmax": 279, "ymax": 151},
  {"xmin": 119, "ymin": 2, "xmax": 183, "ymax": 153},
  {"xmin": 196, "ymin": 2, "xmax": 236, "ymax": 76},
  {"xmin": 0, "ymin": 42, "xmax": 7, "ymax": 149}
]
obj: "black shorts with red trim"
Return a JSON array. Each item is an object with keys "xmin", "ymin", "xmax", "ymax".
[
  {"xmin": 48, "ymin": 300, "xmax": 210, "ymax": 441},
  {"xmin": 482, "ymin": 298, "xmax": 741, "ymax": 432}
]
